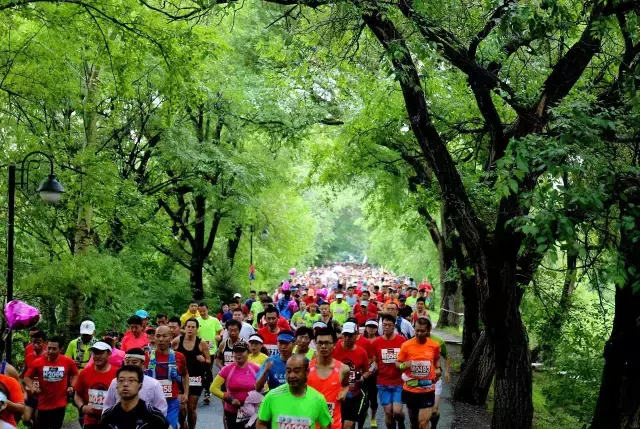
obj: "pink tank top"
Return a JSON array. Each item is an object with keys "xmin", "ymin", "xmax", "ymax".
[{"xmin": 308, "ymin": 358, "xmax": 342, "ymax": 429}]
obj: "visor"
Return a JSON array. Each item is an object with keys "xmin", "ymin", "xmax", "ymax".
[
  {"xmin": 248, "ymin": 334, "xmax": 264, "ymax": 344},
  {"xmin": 277, "ymin": 333, "xmax": 295, "ymax": 343}
]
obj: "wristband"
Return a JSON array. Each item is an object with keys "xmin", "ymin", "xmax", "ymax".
[{"xmin": 399, "ymin": 363, "xmax": 407, "ymax": 370}]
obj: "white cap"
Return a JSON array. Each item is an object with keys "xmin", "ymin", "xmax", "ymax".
[
  {"xmin": 80, "ymin": 320, "xmax": 95, "ymax": 335},
  {"xmin": 90, "ymin": 341, "xmax": 112, "ymax": 352},
  {"xmin": 248, "ymin": 334, "xmax": 264, "ymax": 344},
  {"xmin": 360, "ymin": 300, "xmax": 369, "ymax": 306},
  {"xmin": 336, "ymin": 293, "xmax": 344, "ymax": 299},
  {"xmin": 341, "ymin": 322, "xmax": 357, "ymax": 334},
  {"xmin": 233, "ymin": 293, "xmax": 242, "ymax": 298}
]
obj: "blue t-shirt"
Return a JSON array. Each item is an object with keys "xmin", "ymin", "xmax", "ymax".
[
  {"xmin": 257, "ymin": 355, "xmax": 287, "ymax": 389},
  {"xmin": 345, "ymin": 295, "xmax": 357, "ymax": 307}
]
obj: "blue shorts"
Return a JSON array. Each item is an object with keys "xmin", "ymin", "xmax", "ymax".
[
  {"xmin": 166, "ymin": 398, "xmax": 180, "ymax": 429},
  {"xmin": 377, "ymin": 385, "xmax": 402, "ymax": 406}
]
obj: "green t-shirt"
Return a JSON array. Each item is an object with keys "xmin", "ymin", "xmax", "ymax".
[
  {"xmin": 292, "ymin": 311, "xmax": 305, "ymax": 328},
  {"xmin": 430, "ymin": 335, "xmax": 448, "ymax": 359},
  {"xmin": 330, "ymin": 301, "xmax": 351, "ymax": 324},
  {"xmin": 405, "ymin": 296, "xmax": 418, "ymax": 310},
  {"xmin": 65, "ymin": 338, "xmax": 93, "ymax": 369},
  {"xmin": 258, "ymin": 384, "xmax": 332, "ymax": 429},
  {"xmin": 197, "ymin": 316, "xmax": 223, "ymax": 353},
  {"xmin": 303, "ymin": 313, "xmax": 321, "ymax": 328},
  {"xmin": 251, "ymin": 301, "xmax": 265, "ymax": 328}
]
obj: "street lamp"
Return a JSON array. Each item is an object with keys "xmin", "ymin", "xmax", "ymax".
[{"xmin": 6, "ymin": 151, "xmax": 64, "ymax": 363}]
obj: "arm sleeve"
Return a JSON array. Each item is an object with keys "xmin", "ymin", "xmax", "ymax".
[
  {"xmin": 257, "ymin": 393, "xmax": 272, "ymax": 422},
  {"xmin": 103, "ymin": 379, "xmax": 118, "ymax": 410},
  {"xmin": 210, "ymin": 375, "xmax": 226, "ymax": 399}
]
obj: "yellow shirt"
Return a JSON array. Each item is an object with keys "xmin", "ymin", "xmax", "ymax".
[
  {"xmin": 180, "ymin": 310, "xmax": 199, "ymax": 327},
  {"xmin": 248, "ymin": 352, "xmax": 269, "ymax": 366}
]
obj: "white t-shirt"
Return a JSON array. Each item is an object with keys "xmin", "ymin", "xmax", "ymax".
[{"xmin": 223, "ymin": 322, "xmax": 255, "ymax": 341}]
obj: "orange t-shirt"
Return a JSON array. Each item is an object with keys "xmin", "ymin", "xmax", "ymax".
[
  {"xmin": 308, "ymin": 358, "xmax": 343, "ymax": 429},
  {"xmin": 397, "ymin": 337, "xmax": 440, "ymax": 393},
  {"xmin": 0, "ymin": 374, "xmax": 24, "ymax": 427}
]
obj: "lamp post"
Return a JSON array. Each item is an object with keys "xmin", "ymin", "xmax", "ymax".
[{"xmin": 6, "ymin": 151, "xmax": 64, "ymax": 363}]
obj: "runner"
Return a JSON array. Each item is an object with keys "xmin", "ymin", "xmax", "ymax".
[
  {"xmin": 180, "ymin": 301, "xmax": 200, "ymax": 327},
  {"xmin": 355, "ymin": 291, "xmax": 378, "ymax": 319},
  {"xmin": 250, "ymin": 292, "xmax": 267, "ymax": 329},
  {"xmin": 210, "ymin": 341, "xmax": 260, "ymax": 429},
  {"xmin": 330, "ymin": 293, "xmax": 351, "ymax": 325},
  {"xmin": 22, "ymin": 330, "xmax": 46, "ymax": 428},
  {"xmin": 372, "ymin": 314, "xmax": 406, "ymax": 429},
  {"xmin": 223, "ymin": 308, "xmax": 255, "ymax": 341},
  {"xmin": 332, "ymin": 322, "xmax": 371, "ymax": 429},
  {"xmin": 136, "ymin": 310, "xmax": 150, "ymax": 328},
  {"xmin": 147, "ymin": 326, "xmax": 189, "ymax": 429},
  {"xmin": 428, "ymin": 333, "xmax": 450, "ymax": 429},
  {"xmin": 256, "ymin": 355, "xmax": 332, "ymax": 429},
  {"xmin": 168, "ymin": 318, "xmax": 182, "ymax": 340},
  {"xmin": 362, "ymin": 320, "xmax": 380, "ymax": 340},
  {"xmin": 156, "ymin": 313, "xmax": 169, "ymax": 326},
  {"xmin": 172, "ymin": 318, "xmax": 210, "ymax": 429},
  {"xmin": 255, "ymin": 330, "xmax": 295, "ymax": 391},
  {"xmin": 65, "ymin": 320, "xmax": 96, "ymax": 370},
  {"xmin": 121, "ymin": 315, "xmax": 149, "ymax": 352},
  {"xmin": 0, "ymin": 372, "xmax": 25, "ymax": 429},
  {"xmin": 24, "ymin": 336, "xmax": 79, "ymax": 429},
  {"xmin": 73, "ymin": 342, "xmax": 118, "ymax": 429},
  {"xmin": 291, "ymin": 301, "xmax": 307, "ymax": 329},
  {"xmin": 293, "ymin": 327, "xmax": 315, "ymax": 360},
  {"xmin": 303, "ymin": 303, "xmax": 321, "ymax": 327},
  {"xmin": 217, "ymin": 320, "xmax": 242, "ymax": 368},
  {"xmin": 397, "ymin": 296, "xmax": 413, "ymax": 320},
  {"xmin": 196, "ymin": 302, "xmax": 222, "ymax": 405},
  {"xmin": 307, "ymin": 328, "xmax": 350, "ymax": 429},
  {"xmin": 101, "ymin": 365, "xmax": 170, "ymax": 429},
  {"xmin": 411, "ymin": 299, "xmax": 429, "ymax": 326},
  {"xmin": 103, "ymin": 348, "xmax": 167, "ymax": 415},
  {"xmin": 405, "ymin": 288, "xmax": 418, "ymax": 311},
  {"xmin": 256, "ymin": 307, "xmax": 282, "ymax": 357},
  {"xmin": 396, "ymin": 317, "xmax": 441, "ymax": 429},
  {"xmin": 354, "ymin": 301, "xmax": 373, "ymax": 330},
  {"xmin": 318, "ymin": 303, "xmax": 333, "ymax": 327},
  {"xmin": 379, "ymin": 303, "xmax": 414, "ymax": 339},
  {"xmin": 247, "ymin": 334, "xmax": 269, "ymax": 366}
]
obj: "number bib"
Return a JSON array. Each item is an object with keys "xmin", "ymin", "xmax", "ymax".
[
  {"xmin": 189, "ymin": 376, "xmax": 202, "ymax": 387},
  {"xmin": 327, "ymin": 402, "xmax": 335, "ymax": 417},
  {"xmin": 277, "ymin": 416, "xmax": 311, "ymax": 429},
  {"xmin": 224, "ymin": 351, "xmax": 234, "ymax": 366},
  {"xmin": 381, "ymin": 348, "xmax": 400, "ymax": 364},
  {"xmin": 266, "ymin": 345, "xmax": 279, "ymax": 357},
  {"xmin": 88, "ymin": 389, "xmax": 107, "ymax": 410},
  {"xmin": 410, "ymin": 361, "xmax": 431, "ymax": 378},
  {"xmin": 158, "ymin": 379, "xmax": 173, "ymax": 398},
  {"xmin": 42, "ymin": 366, "xmax": 65, "ymax": 382}
]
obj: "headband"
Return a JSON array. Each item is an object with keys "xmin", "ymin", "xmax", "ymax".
[
  {"xmin": 125, "ymin": 353, "xmax": 146, "ymax": 361},
  {"xmin": 277, "ymin": 333, "xmax": 295, "ymax": 343}
]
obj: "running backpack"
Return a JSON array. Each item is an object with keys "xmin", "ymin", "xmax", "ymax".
[{"xmin": 147, "ymin": 349, "xmax": 182, "ymax": 383}]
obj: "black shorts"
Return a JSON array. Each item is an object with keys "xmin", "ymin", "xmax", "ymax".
[
  {"xmin": 25, "ymin": 395, "xmax": 38, "ymax": 409},
  {"xmin": 342, "ymin": 391, "xmax": 367, "ymax": 422},
  {"xmin": 189, "ymin": 386, "xmax": 204, "ymax": 397},
  {"xmin": 402, "ymin": 389, "xmax": 435, "ymax": 410}
]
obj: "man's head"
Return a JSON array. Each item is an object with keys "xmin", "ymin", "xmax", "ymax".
[
  {"xmin": 341, "ymin": 322, "xmax": 357, "ymax": 348},
  {"xmin": 416, "ymin": 297, "xmax": 426, "ymax": 312},
  {"xmin": 222, "ymin": 304, "xmax": 230, "ymax": 313},
  {"xmin": 116, "ymin": 365, "xmax": 144, "ymax": 400},
  {"xmin": 320, "ymin": 303, "xmax": 330, "ymax": 316},
  {"xmin": 414, "ymin": 317, "xmax": 432, "ymax": 341},
  {"xmin": 184, "ymin": 318, "xmax": 199, "ymax": 336},
  {"xmin": 250, "ymin": 291, "xmax": 256, "ymax": 300},
  {"xmin": 90, "ymin": 342, "xmax": 112, "ymax": 368},
  {"xmin": 258, "ymin": 291, "xmax": 268, "ymax": 303},
  {"xmin": 335, "ymin": 293, "xmax": 344, "ymax": 303},
  {"xmin": 295, "ymin": 327, "xmax": 313, "ymax": 352},
  {"xmin": 30, "ymin": 330, "xmax": 46, "ymax": 354},
  {"xmin": 79, "ymin": 320, "xmax": 95, "ymax": 344},
  {"xmin": 314, "ymin": 328, "xmax": 336, "ymax": 358},
  {"xmin": 226, "ymin": 319, "xmax": 242, "ymax": 341},
  {"xmin": 232, "ymin": 308, "xmax": 244, "ymax": 322},
  {"xmin": 127, "ymin": 315, "xmax": 143, "ymax": 338},
  {"xmin": 360, "ymin": 301, "xmax": 369, "ymax": 314},
  {"xmin": 156, "ymin": 314, "xmax": 168, "ymax": 326},
  {"xmin": 198, "ymin": 303, "xmax": 209, "ymax": 318},
  {"xmin": 386, "ymin": 303, "xmax": 399, "ymax": 317},
  {"xmin": 46, "ymin": 337, "xmax": 63, "ymax": 361},
  {"xmin": 168, "ymin": 317, "xmax": 182, "ymax": 338},
  {"xmin": 233, "ymin": 293, "xmax": 242, "ymax": 304},
  {"xmin": 285, "ymin": 354, "xmax": 309, "ymax": 389},
  {"xmin": 135, "ymin": 310, "xmax": 149, "ymax": 327},
  {"xmin": 277, "ymin": 330, "xmax": 295, "ymax": 358},
  {"xmin": 398, "ymin": 295, "xmax": 407, "ymax": 307},
  {"xmin": 347, "ymin": 286, "xmax": 354, "ymax": 296},
  {"xmin": 361, "ymin": 290, "xmax": 371, "ymax": 300},
  {"xmin": 264, "ymin": 306, "xmax": 279, "ymax": 329},
  {"xmin": 155, "ymin": 326, "xmax": 172, "ymax": 351},
  {"xmin": 188, "ymin": 300, "xmax": 199, "ymax": 314},
  {"xmin": 381, "ymin": 314, "xmax": 396, "ymax": 337},
  {"xmin": 124, "ymin": 348, "xmax": 146, "ymax": 368}
]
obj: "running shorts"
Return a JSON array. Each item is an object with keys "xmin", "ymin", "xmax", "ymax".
[
  {"xmin": 377, "ymin": 385, "xmax": 402, "ymax": 406},
  {"xmin": 342, "ymin": 391, "xmax": 367, "ymax": 422},
  {"xmin": 401, "ymin": 389, "xmax": 435, "ymax": 410}
]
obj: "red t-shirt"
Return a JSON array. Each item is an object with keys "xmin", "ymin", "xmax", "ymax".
[
  {"xmin": 152, "ymin": 351, "xmax": 187, "ymax": 400},
  {"xmin": 25, "ymin": 343, "xmax": 34, "ymax": 357},
  {"xmin": 121, "ymin": 332, "xmax": 149, "ymax": 352},
  {"xmin": 0, "ymin": 374, "xmax": 23, "ymax": 427},
  {"xmin": 26, "ymin": 355, "xmax": 79, "ymax": 410},
  {"xmin": 337, "ymin": 337, "xmax": 374, "ymax": 360},
  {"xmin": 303, "ymin": 296, "xmax": 316, "ymax": 306},
  {"xmin": 74, "ymin": 365, "xmax": 118, "ymax": 424},
  {"xmin": 23, "ymin": 350, "xmax": 45, "ymax": 378},
  {"xmin": 372, "ymin": 334, "xmax": 406, "ymax": 385},
  {"xmin": 332, "ymin": 344, "xmax": 369, "ymax": 395},
  {"xmin": 256, "ymin": 327, "xmax": 280, "ymax": 357},
  {"xmin": 353, "ymin": 312, "xmax": 377, "ymax": 329},
  {"xmin": 277, "ymin": 317, "xmax": 291, "ymax": 331}
]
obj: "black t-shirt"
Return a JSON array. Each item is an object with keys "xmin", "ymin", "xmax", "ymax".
[
  {"xmin": 101, "ymin": 399, "xmax": 168, "ymax": 429},
  {"xmin": 399, "ymin": 305, "xmax": 413, "ymax": 320}
]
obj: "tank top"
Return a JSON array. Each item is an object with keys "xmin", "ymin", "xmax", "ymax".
[
  {"xmin": 222, "ymin": 338, "xmax": 236, "ymax": 366},
  {"xmin": 177, "ymin": 335, "xmax": 204, "ymax": 378},
  {"xmin": 308, "ymin": 358, "xmax": 342, "ymax": 429}
]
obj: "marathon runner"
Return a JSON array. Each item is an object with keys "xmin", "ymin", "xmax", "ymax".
[
  {"xmin": 247, "ymin": 334, "xmax": 269, "ymax": 366},
  {"xmin": 256, "ymin": 307, "xmax": 283, "ymax": 357},
  {"xmin": 318, "ymin": 303, "xmax": 333, "ymax": 327},
  {"xmin": 196, "ymin": 302, "xmax": 222, "ymax": 404},
  {"xmin": 65, "ymin": 320, "xmax": 96, "ymax": 370},
  {"xmin": 256, "ymin": 354, "xmax": 332, "ymax": 429},
  {"xmin": 372, "ymin": 314, "xmax": 406, "ymax": 429},
  {"xmin": 147, "ymin": 326, "xmax": 189, "ymax": 429},
  {"xmin": 180, "ymin": 301, "xmax": 200, "ymax": 327},
  {"xmin": 332, "ymin": 322, "xmax": 371, "ymax": 429},
  {"xmin": 103, "ymin": 348, "xmax": 168, "ymax": 415},
  {"xmin": 121, "ymin": 315, "xmax": 149, "ymax": 352},
  {"xmin": 255, "ymin": 330, "xmax": 295, "ymax": 391},
  {"xmin": 22, "ymin": 329, "xmax": 46, "ymax": 428},
  {"xmin": 307, "ymin": 328, "xmax": 350, "ymax": 429},
  {"xmin": 172, "ymin": 318, "xmax": 210, "ymax": 429},
  {"xmin": 396, "ymin": 317, "xmax": 440, "ymax": 429},
  {"xmin": 293, "ymin": 327, "xmax": 316, "ymax": 360},
  {"xmin": 24, "ymin": 336, "xmax": 79, "ymax": 429},
  {"xmin": 156, "ymin": 313, "xmax": 169, "ymax": 326},
  {"xmin": 379, "ymin": 303, "xmax": 414, "ymax": 339},
  {"xmin": 0, "ymin": 370, "xmax": 25, "ymax": 429},
  {"xmin": 217, "ymin": 320, "xmax": 242, "ymax": 368},
  {"xmin": 223, "ymin": 307, "xmax": 255, "ymax": 341},
  {"xmin": 411, "ymin": 298, "xmax": 429, "ymax": 326},
  {"xmin": 330, "ymin": 293, "xmax": 351, "ymax": 325},
  {"xmin": 73, "ymin": 341, "xmax": 118, "ymax": 429},
  {"xmin": 303, "ymin": 303, "xmax": 321, "ymax": 327},
  {"xmin": 168, "ymin": 318, "xmax": 182, "ymax": 340}
]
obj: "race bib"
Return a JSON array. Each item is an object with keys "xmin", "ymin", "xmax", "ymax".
[
  {"xmin": 277, "ymin": 416, "xmax": 311, "ymax": 429},
  {"xmin": 189, "ymin": 376, "xmax": 202, "ymax": 387},
  {"xmin": 410, "ymin": 361, "xmax": 431, "ymax": 378},
  {"xmin": 266, "ymin": 344, "xmax": 279, "ymax": 357},
  {"xmin": 334, "ymin": 307, "xmax": 344, "ymax": 315},
  {"xmin": 224, "ymin": 351, "xmax": 234, "ymax": 365},
  {"xmin": 381, "ymin": 348, "xmax": 400, "ymax": 364},
  {"xmin": 88, "ymin": 389, "xmax": 107, "ymax": 409},
  {"xmin": 348, "ymin": 370, "xmax": 356, "ymax": 386},
  {"xmin": 158, "ymin": 379, "xmax": 173, "ymax": 398},
  {"xmin": 42, "ymin": 366, "xmax": 65, "ymax": 382},
  {"xmin": 236, "ymin": 409, "xmax": 249, "ymax": 422},
  {"xmin": 327, "ymin": 402, "xmax": 335, "ymax": 417}
]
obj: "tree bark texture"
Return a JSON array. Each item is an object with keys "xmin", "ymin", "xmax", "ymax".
[
  {"xmin": 453, "ymin": 330, "xmax": 495, "ymax": 404},
  {"xmin": 438, "ymin": 207, "xmax": 463, "ymax": 327}
]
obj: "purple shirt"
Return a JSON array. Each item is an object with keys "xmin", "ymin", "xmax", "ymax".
[{"xmin": 102, "ymin": 374, "xmax": 168, "ymax": 416}]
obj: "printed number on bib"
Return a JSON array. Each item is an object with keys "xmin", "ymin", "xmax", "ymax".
[
  {"xmin": 381, "ymin": 348, "xmax": 400, "ymax": 364},
  {"xmin": 189, "ymin": 376, "xmax": 202, "ymax": 387},
  {"xmin": 224, "ymin": 351, "xmax": 234, "ymax": 365},
  {"xmin": 158, "ymin": 379, "xmax": 173, "ymax": 398},
  {"xmin": 277, "ymin": 416, "xmax": 311, "ymax": 429},
  {"xmin": 88, "ymin": 389, "xmax": 107, "ymax": 409},
  {"xmin": 266, "ymin": 345, "xmax": 279, "ymax": 357},
  {"xmin": 327, "ymin": 402, "xmax": 335, "ymax": 417},
  {"xmin": 42, "ymin": 366, "xmax": 65, "ymax": 382},
  {"xmin": 410, "ymin": 361, "xmax": 431, "ymax": 378}
]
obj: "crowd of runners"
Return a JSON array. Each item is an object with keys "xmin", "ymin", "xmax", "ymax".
[{"xmin": 6, "ymin": 264, "xmax": 449, "ymax": 429}]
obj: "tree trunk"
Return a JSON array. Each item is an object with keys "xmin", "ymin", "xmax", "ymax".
[
  {"xmin": 453, "ymin": 330, "xmax": 495, "ymax": 404},
  {"xmin": 592, "ymin": 193, "xmax": 640, "ymax": 429},
  {"xmin": 439, "ymin": 207, "xmax": 462, "ymax": 327},
  {"xmin": 461, "ymin": 267, "xmax": 480, "ymax": 365},
  {"xmin": 190, "ymin": 258, "xmax": 205, "ymax": 301},
  {"xmin": 227, "ymin": 225, "xmax": 243, "ymax": 267}
]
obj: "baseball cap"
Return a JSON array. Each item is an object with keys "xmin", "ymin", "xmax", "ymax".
[
  {"xmin": 399, "ymin": 295, "xmax": 407, "ymax": 301},
  {"xmin": 336, "ymin": 293, "xmax": 344, "ymax": 299},
  {"xmin": 277, "ymin": 331, "xmax": 295, "ymax": 343},
  {"xmin": 360, "ymin": 300, "xmax": 369, "ymax": 306},
  {"xmin": 135, "ymin": 309, "xmax": 149, "ymax": 319},
  {"xmin": 365, "ymin": 319, "xmax": 378, "ymax": 328},
  {"xmin": 232, "ymin": 341, "xmax": 249, "ymax": 352},
  {"xmin": 341, "ymin": 322, "xmax": 357, "ymax": 334},
  {"xmin": 80, "ymin": 320, "xmax": 95, "ymax": 335},
  {"xmin": 233, "ymin": 293, "xmax": 242, "ymax": 298},
  {"xmin": 90, "ymin": 341, "xmax": 112, "ymax": 352}
]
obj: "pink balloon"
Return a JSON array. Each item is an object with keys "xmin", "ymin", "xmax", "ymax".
[{"xmin": 4, "ymin": 300, "xmax": 40, "ymax": 330}]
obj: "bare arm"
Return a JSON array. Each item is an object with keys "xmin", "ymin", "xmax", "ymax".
[
  {"xmin": 200, "ymin": 342, "xmax": 211, "ymax": 365},
  {"xmin": 257, "ymin": 420, "xmax": 268, "ymax": 429},
  {"xmin": 171, "ymin": 337, "xmax": 180, "ymax": 350},
  {"xmin": 337, "ymin": 363, "xmax": 350, "ymax": 401},
  {"xmin": 254, "ymin": 370, "xmax": 268, "ymax": 392}
]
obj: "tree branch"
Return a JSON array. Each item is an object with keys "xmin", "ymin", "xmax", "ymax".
[
  {"xmin": 158, "ymin": 198, "xmax": 196, "ymax": 249},
  {"xmin": 468, "ymin": 0, "xmax": 516, "ymax": 60}
]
